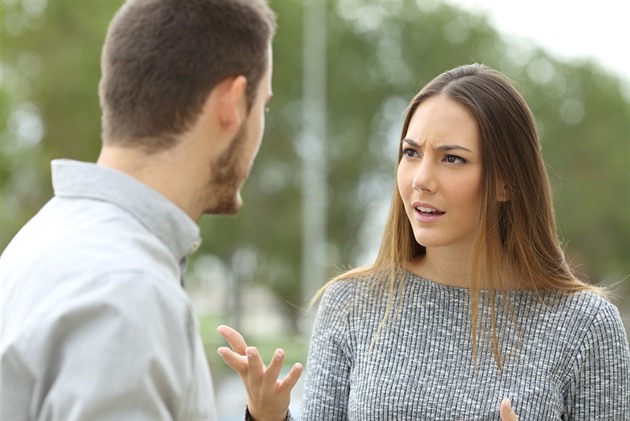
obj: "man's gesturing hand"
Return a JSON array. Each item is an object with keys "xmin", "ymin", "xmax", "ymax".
[{"xmin": 217, "ymin": 325, "xmax": 303, "ymax": 421}]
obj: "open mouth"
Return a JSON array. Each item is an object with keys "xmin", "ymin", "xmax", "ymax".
[{"xmin": 416, "ymin": 206, "xmax": 445, "ymax": 216}]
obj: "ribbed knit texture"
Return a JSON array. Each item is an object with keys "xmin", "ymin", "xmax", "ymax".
[{"xmin": 300, "ymin": 271, "xmax": 630, "ymax": 420}]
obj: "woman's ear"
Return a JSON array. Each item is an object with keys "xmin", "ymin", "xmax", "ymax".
[{"xmin": 497, "ymin": 182, "xmax": 511, "ymax": 202}]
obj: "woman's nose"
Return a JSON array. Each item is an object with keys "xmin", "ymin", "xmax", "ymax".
[{"xmin": 412, "ymin": 159, "xmax": 436, "ymax": 193}]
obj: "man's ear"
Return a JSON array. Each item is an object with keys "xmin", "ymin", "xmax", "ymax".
[{"xmin": 210, "ymin": 75, "xmax": 248, "ymax": 133}]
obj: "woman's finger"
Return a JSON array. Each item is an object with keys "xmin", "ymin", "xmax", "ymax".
[
  {"xmin": 262, "ymin": 348, "xmax": 286, "ymax": 390},
  {"xmin": 246, "ymin": 346, "xmax": 266, "ymax": 384},
  {"xmin": 217, "ymin": 346, "xmax": 248, "ymax": 375},
  {"xmin": 277, "ymin": 362, "xmax": 303, "ymax": 394},
  {"xmin": 217, "ymin": 325, "xmax": 248, "ymax": 355},
  {"xmin": 500, "ymin": 397, "xmax": 519, "ymax": 421}
]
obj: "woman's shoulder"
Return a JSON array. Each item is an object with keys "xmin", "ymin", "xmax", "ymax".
[
  {"xmin": 315, "ymin": 271, "xmax": 391, "ymax": 316},
  {"xmin": 319, "ymin": 276, "xmax": 370, "ymax": 305},
  {"xmin": 571, "ymin": 290, "xmax": 626, "ymax": 332},
  {"xmin": 553, "ymin": 289, "xmax": 619, "ymax": 316},
  {"xmin": 552, "ymin": 291, "xmax": 630, "ymax": 371},
  {"xmin": 533, "ymin": 289, "xmax": 626, "ymax": 336}
]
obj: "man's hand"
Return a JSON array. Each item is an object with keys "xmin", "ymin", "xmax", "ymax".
[
  {"xmin": 217, "ymin": 325, "xmax": 302, "ymax": 421},
  {"xmin": 500, "ymin": 397, "xmax": 519, "ymax": 421}
]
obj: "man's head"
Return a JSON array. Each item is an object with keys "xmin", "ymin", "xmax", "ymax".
[{"xmin": 99, "ymin": 0, "xmax": 276, "ymax": 151}]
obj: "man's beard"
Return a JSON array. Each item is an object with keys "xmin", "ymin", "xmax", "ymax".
[{"xmin": 202, "ymin": 123, "xmax": 249, "ymax": 215}]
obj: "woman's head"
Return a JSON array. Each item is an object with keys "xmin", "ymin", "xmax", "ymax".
[
  {"xmin": 380, "ymin": 64, "xmax": 583, "ymax": 291},
  {"xmin": 319, "ymin": 65, "xmax": 603, "ymax": 363},
  {"xmin": 333, "ymin": 64, "xmax": 603, "ymax": 367},
  {"xmin": 397, "ymin": 94, "xmax": 485, "ymax": 260}
]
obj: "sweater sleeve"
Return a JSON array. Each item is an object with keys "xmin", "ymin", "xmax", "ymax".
[
  {"xmin": 299, "ymin": 281, "xmax": 356, "ymax": 420},
  {"xmin": 565, "ymin": 301, "xmax": 630, "ymax": 420}
]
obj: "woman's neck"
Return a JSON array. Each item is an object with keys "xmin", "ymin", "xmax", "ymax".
[
  {"xmin": 404, "ymin": 248, "xmax": 473, "ymax": 288},
  {"xmin": 403, "ymin": 248, "xmax": 531, "ymax": 291}
]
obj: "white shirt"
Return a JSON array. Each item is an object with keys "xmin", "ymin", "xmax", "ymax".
[{"xmin": 1, "ymin": 160, "xmax": 217, "ymax": 420}]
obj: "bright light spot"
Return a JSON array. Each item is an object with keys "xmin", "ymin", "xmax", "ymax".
[
  {"xmin": 559, "ymin": 98, "xmax": 585, "ymax": 125},
  {"xmin": 377, "ymin": 34, "xmax": 412, "ymax": 86},
  {"xmin": 17, "ymin": 52, "xmax": 42, "ymax": 78},
  {"xmin": 231, "ymin": 247, "xmax": 258, "ymax": 279},
  {"xmin": 528, "ymin": 57, "xmax": 555, "ymax": 85},
  {"xmin": 4, "ymin": 11, "xmax": 29, "ymax": 37},
  {"xmin": 8, "ymin": 102, "xmax": 44, "ymax": 148},
  {"xmin": 444, "ymin": 17, "xmax": 471, "ymax": 44},
  {"xmin": 336, "ymin": 1, "xmax": 391, "ymax": 33},
  {"xmin": 259, "ymin": 162, "xmax": 289, "ymax": 194},
  {"xmin": 415, "ymin": 0, "xmax": 440, "ymax": 12},
  {"xmin": 22, "ymin": 0, "xmax": 47, "ymax": 16}
]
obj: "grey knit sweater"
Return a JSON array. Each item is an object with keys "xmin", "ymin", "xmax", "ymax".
[{"xmin": 300, "ymin": 271, "xmax": 630, "ymax": 420}]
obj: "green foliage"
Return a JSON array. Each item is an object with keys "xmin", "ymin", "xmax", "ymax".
[
  {"xmin": 1, "ymin": 0, "xmax": 628, "ymax": 328},
  {"xmin": 0, "ymin": 0, "xmax": 123, "ymax": 247}
]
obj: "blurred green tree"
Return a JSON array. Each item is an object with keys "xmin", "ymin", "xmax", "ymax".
[{"xmin": 1, "ymin": 0, "xmax": 627, "ymax": 332}]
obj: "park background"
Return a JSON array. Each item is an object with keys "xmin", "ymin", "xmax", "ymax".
[{"xmin": 1, "ymin": 0, "xmax": 628, "ymax": 418}]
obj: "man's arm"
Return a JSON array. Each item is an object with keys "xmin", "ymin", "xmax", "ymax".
[{"xmin": 1, "ymin": 272, "xmax": 203, "ymax": 420}]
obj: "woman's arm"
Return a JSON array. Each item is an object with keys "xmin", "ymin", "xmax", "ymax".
[
  {"xmin": 300, "ymin": 281, "xmax": 356, "ymax": 420},
  {"xmin": 565, "ymin": 302, "xmax": 630, "ymax": 420},
  {"xmin": 217, "ymin": 325, "xmax": 302, "ymax": 421}
]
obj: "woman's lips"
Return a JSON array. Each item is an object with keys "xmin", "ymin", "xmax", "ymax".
[{"xmin": 413, "ymin": 202, "xmax": 445, "ymax": 222}]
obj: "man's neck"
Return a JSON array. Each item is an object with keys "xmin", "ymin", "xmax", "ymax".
[{"xmin": 96, "ymin": 144, "xmax": 203, "ymax": 221}]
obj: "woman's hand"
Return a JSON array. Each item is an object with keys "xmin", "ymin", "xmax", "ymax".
[
  {"xmin": 217, "ymin": 325, "xmax": 303, "ymax": 421},
  {"xmin": 500, "ymin": 397, "xmax": 519, "ymax": 421}
]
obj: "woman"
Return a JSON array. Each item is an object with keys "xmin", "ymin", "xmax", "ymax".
[
  {"xmin": 218, "ymin": 64, "xmax": 629, "ymax": 420},
  {"xmin": 298, "ymin": 64, "xmax": 629, "ymax": 419}
]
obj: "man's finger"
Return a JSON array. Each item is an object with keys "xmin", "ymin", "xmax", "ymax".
[
  {"xmin": 217, "ymin": 325, "xmax": 248, "ymax": 355},
  {"xmin": 500, "ymin": 397, "xmax": 519, "ymax": 421},
  {"xmin": 277, "ymin": 362, "xmax": 303, "ymax": 394}
]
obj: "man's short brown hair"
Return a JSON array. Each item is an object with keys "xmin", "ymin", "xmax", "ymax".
[{"xmin": 99, "ymin": 0, "xmax": 276, "ymax": 150}]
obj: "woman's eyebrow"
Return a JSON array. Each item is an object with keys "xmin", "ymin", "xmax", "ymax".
[
  {"xmin": 401, "ymin": 138, "xmax": 473, "ymax": 153},
  {"xmin": 434, "ymin": 144, "xmax": 473, "ymax": 153}
]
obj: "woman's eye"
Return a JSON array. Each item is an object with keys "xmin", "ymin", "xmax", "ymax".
[
  {"xmin": 444, "ymin": 155, "xmax": 466, "ymax": 164},
  {"xmin": 402, "ymin": 148, "xmax": 419, "ymax": 158}
]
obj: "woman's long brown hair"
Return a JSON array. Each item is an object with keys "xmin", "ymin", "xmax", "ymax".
[{"xmin": 313, "ymin": 64, "xmax": 605, "ymax": 368}]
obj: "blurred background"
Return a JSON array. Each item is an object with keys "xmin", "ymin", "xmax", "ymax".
[{"xmin": 1, "ymin": 0, "xmax": 628, "ymax": 418}]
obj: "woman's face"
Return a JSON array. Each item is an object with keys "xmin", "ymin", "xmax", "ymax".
[{"xmin": 397, "ymin": 95, "xmax": 483, "ymax": 255}]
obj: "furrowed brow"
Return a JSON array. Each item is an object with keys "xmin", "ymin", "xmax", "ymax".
[
  {"xmin": 402, "ymin": 138, "xmax": 420, "ymax": 147},
  {"xmin": 434, "ymin": 144, "xmax": 473, "ymax": 153}
]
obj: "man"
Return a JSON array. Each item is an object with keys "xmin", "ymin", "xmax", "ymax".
[{"xmin": 1, "ymin": 0, "xmax": 300, "ymax": 419}]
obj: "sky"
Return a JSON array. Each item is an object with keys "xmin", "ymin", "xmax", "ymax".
[{"xmin": 456, "ymin": 0, "xmax": 629, "ymax": 82}]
